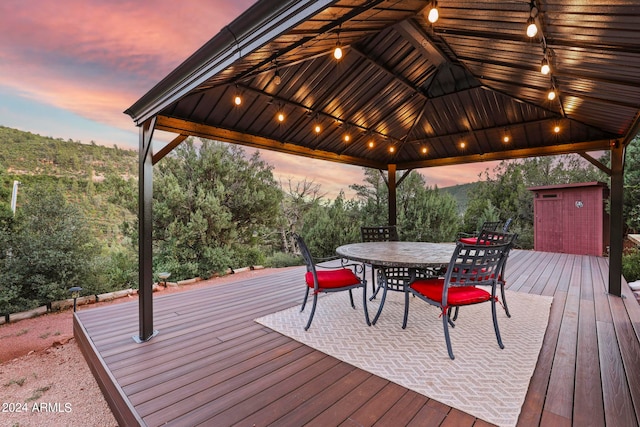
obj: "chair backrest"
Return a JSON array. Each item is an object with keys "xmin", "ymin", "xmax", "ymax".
[
  {"xmin": 480, "ymin": 221, "xmax": 502, "ymax": 233},
  {"xmin": 475, "ymin": 229, "xmax": 516, "ymax": 246},
  {"xmin": 502, "ymin": 218, "xmax": 513, "ymax": 233},
  {"xmin": 445, "ymin": 241, "xmax": 509, "ymax": 290},
  {"xmin": 361, "ymin": 225, "xmax": 399, "ymax": 242},
  {"xmin": 293, "ymin": 233, "xmax": 316, "ymax": 276}
]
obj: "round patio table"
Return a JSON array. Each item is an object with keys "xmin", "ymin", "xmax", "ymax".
[{"xmin": 336, "ymin": 241, "xmax": 456, "ymax": 324}]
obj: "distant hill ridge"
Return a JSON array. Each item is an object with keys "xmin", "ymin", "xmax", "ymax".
[{"xmin": 0, "ymin": 125, "xmax": 137, "ymax": 180}]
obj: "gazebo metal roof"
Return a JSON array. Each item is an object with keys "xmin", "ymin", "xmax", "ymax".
[
  {"xmin": 125, "ymin": 0, "xmax": 640, "ymax": 342},
  {"xmin": 126, "ymin": 0, "xmax": 640, "ymax": 169}
]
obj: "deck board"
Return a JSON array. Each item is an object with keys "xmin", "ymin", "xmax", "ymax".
[{"xmin": 74, "ymin": 249, "xmax": 640, "ymax": 426}]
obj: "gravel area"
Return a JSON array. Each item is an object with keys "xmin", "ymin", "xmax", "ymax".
[{"xmin": 0, "ymin": 267, "xmax": 291, "ymax": 426}]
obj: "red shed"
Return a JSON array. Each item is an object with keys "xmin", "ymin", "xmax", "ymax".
[{"xmin": 528, "ymin": 182, "xmax": 609, "ymax": 256}]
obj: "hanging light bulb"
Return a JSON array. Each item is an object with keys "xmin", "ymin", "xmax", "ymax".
[
  {"xmin": 344, "ymin": 133, "xmax": 351, "ymax": 142},
  {"xmin": 234, "ymin": 94, "xmax": 242, "ymax": 106},
  {"xmin": 554, "ymin": 124, "xmax": 561, "ymax": 133},
  {"xmin": 389, "ymin": 146, "xmax": 396, "ymax": 153},
  {"xmin": 421, "ymin": 146, "xmax": 428, "ymax": 154},
  {"xmin": 314, "ymin": 124, "xmax": 321, "ymax": 134},
  {"xmin": 334, "ymin": 44, "xmax": 343, "ymax": 60},
  {"xmin": 540, "ymin": 57, "xmax": 550, "ymax": 75},
  {"xmin": 368, "ymin": 140, "xmax": 375, "ymax": 149},
  {"xmin": 333, "ymin": 26, "xmax": 343, "ymax": 60},
  {"xmin": 460, "ymin": 141, "xmax": 466, "ymax": 149},
  {"xmin": 526, "ymin": 1, "xmax": 538, "ymax": 38},
  {"xmin": 274, "ymin": 69, "xmax": 281, "ymax": 85},
  {"xmin": 547, "ymin": 88, "xmax": 556, "ymax": 101},
  {"xmin": 428, "ymin": 1, "xmax": 439, "ymax": 24},
  {"xmin": 277, "ymin": 112, "xmax": 285, "ymax": 122},
  {"xmin": 503, "ymin": 135, "xmax": 510, "ymax": 143}
]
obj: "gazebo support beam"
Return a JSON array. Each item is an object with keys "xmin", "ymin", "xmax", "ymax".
[
  {"xmin": 134, "ymin": 117, "xmax": 158, "ymax": 343},
  {"xmin": 608, "ymin": 140, "xmax": 625, "ymax": 297},
  {"xmin": 388, "ymin": 164, "xmax": 397, "ymax": 226}
]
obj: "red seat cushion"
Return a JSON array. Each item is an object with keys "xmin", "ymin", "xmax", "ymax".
[
  {"xmin": 305, "ymin": 269, "xmax": 361, "ymax": 289},
  {"xmin": 411, "ymin": 278, "xmax": 491, "ymax": 306},
  {"xmin": 458, "ymin": 237, "xmax": 478, "ymax": 245}
]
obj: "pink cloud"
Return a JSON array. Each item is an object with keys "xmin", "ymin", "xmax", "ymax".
[{"xmin": 0, "ymin": 0, "xmax": 255, "ymax": 133}]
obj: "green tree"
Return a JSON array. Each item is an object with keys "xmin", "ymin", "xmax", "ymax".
[
  {"xmin": 152, "ymin": 139, "xmax": 283, "ymax": 278},
  {"xmin": 301, "ymin": 191, "xmax": 361, "ymax": 257},
  {"xmin": 0, "ymin": 185, "xmax": 98, "ymax": 313}
]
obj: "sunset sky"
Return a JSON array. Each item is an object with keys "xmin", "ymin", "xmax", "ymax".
[{"xmin": 0, "ymin": 0, "xmax": 497, "ymax": 198}]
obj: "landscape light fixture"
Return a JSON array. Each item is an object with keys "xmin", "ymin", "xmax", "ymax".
[
  {"xmin": 526, "ymin": 1, "xmax": 538, "ymax": 38},
  {"xmin": 157, "ymin": 272, "xmax": 171, "ymax": 288},
  {"xmin": 69, "ymin": 287, "xmax": 82, "ymax": 312},
  {"xmin": 428, "ymin": 1, "xmax": 439, "ymax": 24}
]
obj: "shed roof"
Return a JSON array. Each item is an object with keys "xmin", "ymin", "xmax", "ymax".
[{"xmin": 125, "ymin": 0, "xmax": 640, "ymax": 170}]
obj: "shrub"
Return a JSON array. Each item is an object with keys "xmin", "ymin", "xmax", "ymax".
[
  {"xmin": 622, "ymin": 248, "xmax": 640, "ymax": 283},
  {"xmin": 264, "ymin": 252, "xmax": 303, "ymax": 268}
]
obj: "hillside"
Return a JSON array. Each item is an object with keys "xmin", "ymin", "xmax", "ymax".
[
  {"xmin": 0, "ymin": 125, "xmax": 138, "ymax": 241},
  {"xmin": 441, "ymin": 182, "xmax": 479, "ymax": 213}
]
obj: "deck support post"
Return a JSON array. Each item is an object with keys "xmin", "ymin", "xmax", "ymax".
[
  {"xmin": 388, "ymin": 164, "xmax": 397, "ymax": 226},
  {"xmin": 608, "ymin": 140, "xmax": 625, "ymax": 297},
  {"xmin": 134, "ymin": 117, "xmax": 158, "ymax": 343}
]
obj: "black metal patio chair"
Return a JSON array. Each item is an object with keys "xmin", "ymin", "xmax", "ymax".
[
  {"xmin": 403, "ymin": 240, "xmax": 510, "ymax": 360},
  {"xmin": 454, "ymin": 230, "xmax": 518, "ymax": 319},
  {"xmin": 294, "ymin": 233, "xmax": 370, "ymax": 331},
  {"xmin": 457, "ymin": 218, "xmax": 512, "ymax": 245}
]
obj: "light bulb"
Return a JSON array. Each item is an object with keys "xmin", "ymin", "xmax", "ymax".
[
  {"xmin": 554, "ymin": 125, "xmax": 560, "ymax": 133},
  {"xmin": 274, "ymin": 71, "xmax": 281, "ymax": 85},
  {"xmin": 547, "ymin": 89, "xmax": 556, "ymax": 101},
  {"xmin": 344, "ymin": 134, "xmax": 350, "ymax": 142},
  {"xmin": 389, "ymin": 146, "xmax": 396, "ymax": 153},
  {"xmin": 503, "ymin": 135, "xmax": 510, "ymax": 143},
  {"xmin": 460, "ymin": 142, "xmax": 466, "ymax": 149},
  {"xmin": 234, "ymin": 95, "xmax": 242, "ymax": 106},
  {"xmin": 334, "ymin": 45, "xmax": 343, "ymax": 60},
  {"xmin": 422, "ymin": 147, "xmax": 428, "ymax": 154},
  {"xmin": 368, "ymin": 140, "xmax": 374, "ymax": 148},
  {"xmin": 428, "ymin": 7, "xmax": 439, "ymax": 23},
  {"xmin": 541, "ymin": 58, "xmax": 550, "ymax": 75},
  {"xmin": 314, "ymin": 124, "xmax": 321, "ymax": 133},
  {"xmin": 526, "ymin": 17, "xmax": 537, "ymax": 38},
  {"xmin": 277, "ymin": 112, "xmax": 285, "ymax": 122}
]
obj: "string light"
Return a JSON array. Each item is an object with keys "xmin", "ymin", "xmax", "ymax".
[
  {"xmin": 554, "ymin": 124, "xmax": 561, "ymax": 133},
  {"xmin": 428, "ymin": 1, "xmax": 439, "ymax": 24},
  {"xmin": 460, "ymin": 141, "xmax": 466, "ymax": 149},
  {"xmin": 389, "ymin": 146, "xmax": 396, "ymax": 153},
  {"xmin": 526, "ymin": 1, "xmax": 538, "ymax": 38},
  {"xmin": 344, "ymin": 134, "xmax": 351, "ymax": 142},
  {"xmin": 547, "ymin": 88, "xmax": 556, "ymax": 101},
  {"xmin": 314, "ymin": 124, "xmax": 321, "ymax": 134},
  {"xmin": 333, "ymin": 26, "xmax": 343, "ymax": 60},
  {"xmin": 277, "ymin": 112, "xmax": 285, "ymax": 122},
  {"xmin": 541, "ymin": 57, "xmax": 550, "ymax": 75},
  {"xmin": 234, "ymin": 94, "xmax": 242, "ymax": 106},
  {"xmin": 503, "ymin": 135, "xmax": 510, "ymax": 143},
  {"xmin": 421, "ymin": 147, "xmax": 428, "ymax": 154},
  {"xmin": 368, "ymin": 140, "xmax": 375, "ymax": 149}
]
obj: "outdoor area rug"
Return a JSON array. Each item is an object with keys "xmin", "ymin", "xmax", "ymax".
[{"xmin": 255, "ymin": 289, "xmax": 553, "ymax": 427}]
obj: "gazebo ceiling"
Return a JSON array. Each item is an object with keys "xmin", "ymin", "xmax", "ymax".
[{"xmin": 125, "ymin": 0, "xmax": 640, "ymax": 171}]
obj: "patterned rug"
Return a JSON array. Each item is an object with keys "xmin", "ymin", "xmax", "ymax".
[{"xmin": 255, "ymin": 289, "xmax": 553, "ymax": 427}]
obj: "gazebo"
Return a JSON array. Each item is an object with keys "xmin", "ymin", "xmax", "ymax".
[{"xmin": 125, "ymin": 0, "xmax": 640, "ymax": 343}]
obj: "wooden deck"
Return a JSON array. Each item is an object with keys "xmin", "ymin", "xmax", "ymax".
[{"xmin": 74, "ymin": 250, "xmax": 640, "ymax": 426}]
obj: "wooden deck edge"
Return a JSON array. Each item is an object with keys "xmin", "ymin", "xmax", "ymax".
[{"xmin": 74, "ymin": 313, "xmax": 145, "ymax": 427}]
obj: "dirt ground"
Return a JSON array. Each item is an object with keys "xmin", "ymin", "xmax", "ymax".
[{"xmin": 0, "ymin": 267, "xmax": 288, "ymax": 426}]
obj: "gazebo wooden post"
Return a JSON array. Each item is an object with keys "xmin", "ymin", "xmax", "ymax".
[
  {"xmin": 134, "ymin": 117, "xmax": 158, "ymax": 343},
  {"xmin": 609, "ymin": 140, "xmax": 625, "ymax": 297},
  {"xmin": 388, "ymin": 164, "xmax": 397, "ymax": 226}
]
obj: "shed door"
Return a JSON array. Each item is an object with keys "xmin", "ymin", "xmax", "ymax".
[{"xmin": 535, "ymin": 194, "xmax": 564, "ymax": 253}]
